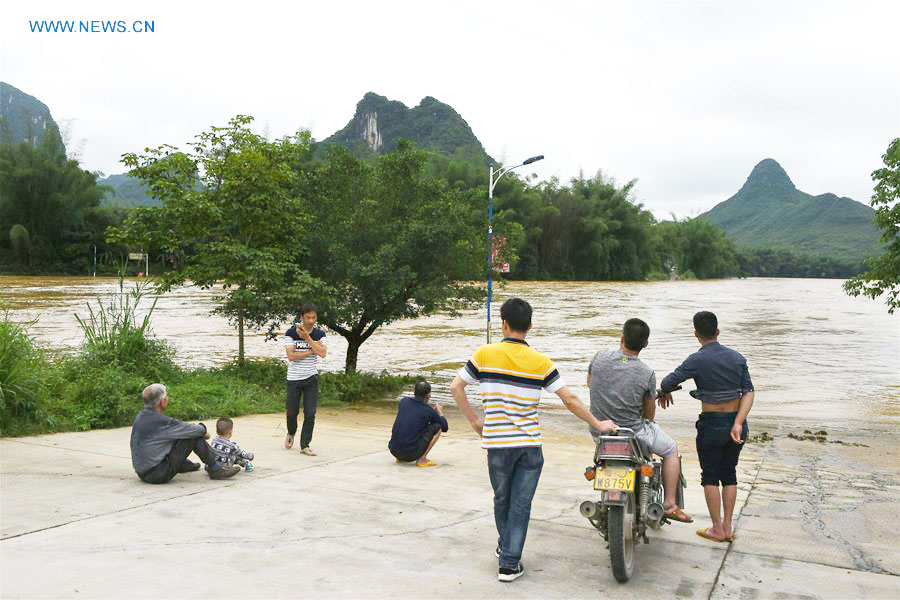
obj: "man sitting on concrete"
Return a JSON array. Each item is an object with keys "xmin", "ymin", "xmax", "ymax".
[
  {"xmin": 388, "ymin": 381, "xmax": 448, "ymax": 468},
  {"xmin": 130, "ymin": 383, "xmax": 240, "ymax": 483}
]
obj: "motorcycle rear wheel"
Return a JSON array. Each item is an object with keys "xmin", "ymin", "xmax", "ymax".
[{"xmin": 608, "ymin": 493, "xmax": 636, "ymax": 583}]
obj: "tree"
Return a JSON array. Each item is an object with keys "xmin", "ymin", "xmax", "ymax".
[
  {"xmin": 652, "ymin": 217, "xmax": 740, "ymax": 279},
  {"xmin": 0, "ymin": 135, "xmax": 106, "ymax": 269},
  {"xmin": 276, "ymin": 142, "xmax": 484, "ymax": 373},
  {"xmin": 844, "ymin": 138, "xmax": 900, "ymax": 312},
  {"xmin": 9, "ymin": 224, "xmax": 31, "ymax": 268},
  {"xmin": 109, "ymin": 116, "xmax": 317, "ymax": 363}
]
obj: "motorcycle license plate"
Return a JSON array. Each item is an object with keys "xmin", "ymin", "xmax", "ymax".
[{"xmin": 593, "ymin": 467, "xmax": 635, "ymax": 492}]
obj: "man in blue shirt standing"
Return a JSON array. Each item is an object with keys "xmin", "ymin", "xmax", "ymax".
[
  {"xmin": 659, "ymin": 311, "xmax": 755, "ymax": 543},
  {"xmin": 388, "ymin": 381, "xmax": 448, "ymax": 468}
]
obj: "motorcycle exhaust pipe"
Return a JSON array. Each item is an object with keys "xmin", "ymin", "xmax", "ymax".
[
  {"xmin": 646, "ymin": 502, "xmax": 665, "ymax": 522},
  {"xmin": 580, "ymin": 501, "xmax": 600, "ymax": 519}
]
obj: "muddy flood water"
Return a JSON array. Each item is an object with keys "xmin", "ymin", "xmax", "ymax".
[{"xmin": 1, "ymin": 276, "xmax": 898, "ymax": 426}]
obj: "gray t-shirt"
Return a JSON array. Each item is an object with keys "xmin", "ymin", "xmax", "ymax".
[{"xmin": 588, "ymin": 349, "xmax": 657, "ymax": 439}]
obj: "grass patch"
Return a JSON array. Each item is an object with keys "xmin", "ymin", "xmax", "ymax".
[{"xmin": 2, "ymin": 354, "xmax": 417, "ymax": 437}]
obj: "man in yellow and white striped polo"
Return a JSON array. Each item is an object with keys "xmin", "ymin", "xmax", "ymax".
[{"xmin": 451, "ymin": 297, "xmax": 617, "ymax": 583}]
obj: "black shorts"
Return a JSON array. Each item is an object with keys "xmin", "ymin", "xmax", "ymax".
[
  {"xmin": 390, "ymin": 422, "xmax": 442, "ymax": 462},
  {"xmin": 695, "ymin": 412, "xmax": 748, "ymax": 487}
]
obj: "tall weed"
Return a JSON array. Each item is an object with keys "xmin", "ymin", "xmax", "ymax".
[{"xmin": 74, "ymin": 275, "xmax": 178, "ymax": 381}]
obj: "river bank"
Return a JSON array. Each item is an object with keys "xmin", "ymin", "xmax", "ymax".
[{"xmin": 1, "ymin": 403, "xmax": 897, "ymax": 598}]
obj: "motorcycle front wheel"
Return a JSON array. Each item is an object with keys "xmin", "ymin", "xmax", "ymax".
[{"xmin": 608, "ymin": 493, "xmax": 636, "ymax": 583}]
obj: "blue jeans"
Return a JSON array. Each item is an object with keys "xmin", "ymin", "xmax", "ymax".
[{"xmin": 487, "ymin": 446, "xmax": 544, "ymax": 569}]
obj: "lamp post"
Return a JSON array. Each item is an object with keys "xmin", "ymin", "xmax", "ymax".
[{"xmin": 486, "ymin": 154, "xmax": 543, "ymax": 343}]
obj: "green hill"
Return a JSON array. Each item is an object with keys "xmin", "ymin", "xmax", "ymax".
[
  {"xmin": 0, "ymin": 82, "xmax": 66, "ymax": 158},
  {"xmin": 699, "ymin": 159, "xmax": 880, "ymax": 262},
  {"xmin": 321, "ymin": 92, "xmax": 494, "ymax": 165},
  {"xmin": 97, "ymin": 173, "xmax": 156, "ymax": 207}
]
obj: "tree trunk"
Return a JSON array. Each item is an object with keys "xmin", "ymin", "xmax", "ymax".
[
  {"xmin": 238, "ymin": 311, "xmax": 245, "ymax": 366},
  {"xmin": 345, "ymin": 337, "xmax": 361, "ymax": 374}
]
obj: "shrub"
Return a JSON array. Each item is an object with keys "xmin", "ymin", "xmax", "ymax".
[
  {"xmin": 74, "ymin": 276, "xmax": 179, "ymax": 381},
  {"xmin": 319, "ymin": 370, "xmax": 416, "ymax": 405},
  {"xmin": 0, "ymin": 315, "xmax": 50, "ymax": 433},
  {"xmin": 60, "ymin": 366, "xmax": 146, "ymax": 430},
  {"xmin": 165, "ymin": 370, "xmax": 282, "ymax": 421},
  {"xmin": 220, "ymin": 358, "xmax": 287, "ymax": 392}
]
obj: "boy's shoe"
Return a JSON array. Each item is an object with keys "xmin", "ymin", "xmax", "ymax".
[
  {"xmin": 498, "ymin": 563, "xmax": 524, "ymax": 582},
  {"xmin": 207, "ymin": 464, "xmax": 241, "ymax": 480},
  {"xmin": 284, "ymin": 434, "xmax": 294, "ymax": 449},
  {"xmin": 300, "ymin": 447, "xmax": 317, "ymax": 456},
  {"xmin": 177, "ymin": 460, "xmax": 201, "ymax": 473}
]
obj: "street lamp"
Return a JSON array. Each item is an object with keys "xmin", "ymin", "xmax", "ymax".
[{"xmin": 486, "ymin": 154, "xmax": 544, "ymax": 343}]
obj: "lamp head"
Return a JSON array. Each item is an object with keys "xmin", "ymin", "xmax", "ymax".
[{"xmin": 522, "ymin": 155, "xmax": 544, "ymax": 165}]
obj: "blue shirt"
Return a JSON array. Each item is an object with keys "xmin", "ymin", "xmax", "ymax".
[
  {"xmin": 388, "ymin": 397, "xmax": 449, "ymax": 455},
  {"xmin": 660, "ymin": 342, "xmax": 753, "ymax": 404}
]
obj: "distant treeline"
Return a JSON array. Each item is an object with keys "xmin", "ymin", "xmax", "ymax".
[
  {"xmin": 0, "ymin": 138, "xmax": 866, "ymax": 279},
  {"xmin": 427, "ymin": 153, "xmax": 866, "ymax": 280},
  {"xmin": 0, "ymin": 136, "xmax": 128, "ymax": 274}
]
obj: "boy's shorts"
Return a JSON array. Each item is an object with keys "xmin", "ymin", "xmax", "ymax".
[{"xmin": 634, "ymin": 421, "xmax": 678, "ymax": 457}]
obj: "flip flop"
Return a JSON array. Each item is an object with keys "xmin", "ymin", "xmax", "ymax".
[
  {"xmin": 665, "ymin": 507, "xmax": 694, "ymax": 523},
  {"xmin": 415, "ymin": 459, "xmax": 438, "ymax": 468},
  {"xmin": 696, "ymin": 528, "xmax": 729, "ymax": 543}
]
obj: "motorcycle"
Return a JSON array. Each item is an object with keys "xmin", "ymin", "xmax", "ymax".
[{"xmin": 579, "ymin": 397, "xmax": 687, "ymax": 583}]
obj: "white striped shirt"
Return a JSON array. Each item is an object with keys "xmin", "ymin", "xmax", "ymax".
[
  {"xmin": 284, "ymin": 326, "xmax": 326, "ymax": 381},
  {"xmin": 458, "ymin": 338, "xmax": 564, "ymax": 449}
]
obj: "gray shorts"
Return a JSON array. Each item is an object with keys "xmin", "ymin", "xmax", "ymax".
[{"xmin": 634, "ymin": 421, "xmax": 677, "ymax": 457}]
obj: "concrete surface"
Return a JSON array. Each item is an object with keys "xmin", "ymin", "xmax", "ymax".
[{"xmin": 1, "ymin": 405, "xmax": 898, "ymax": 599}]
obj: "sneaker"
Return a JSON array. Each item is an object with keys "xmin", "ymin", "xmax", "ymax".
[
  {"xmin": 177, "ymin": 460, "xmax": 201, "ymax": 473},
  {"xmin": 284, "ymin": 434, "xmax": 294, "ymax": 449},
  {"xmin": 300, "ymin": 447, "xmax": 317, "ymax": 456},
  {"xmin": 498, "ymin": 563, "xmax": 524, "ymax": 582},
  {"xmin": 208, "ymin": 464, "xmax": 241, "ymax": 480}
]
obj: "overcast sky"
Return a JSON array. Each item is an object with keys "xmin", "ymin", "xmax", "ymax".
[{"xmin": 2, "ymin": 0, "xmax": 898, "ymax": 218}]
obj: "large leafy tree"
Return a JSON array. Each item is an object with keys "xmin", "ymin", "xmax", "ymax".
[
  {"xmin": 655, "ymin": 217, "xmax": 740, "ymax": 279},
  {"xmin": 276, "ymin": 142, "xmax": 484, "ymax": 373},
  {"xmin": 109, "ymin": 116, "xmax": 317, "ymax": 363},
  {"xmin": 844, "ymin": 138, "xmax": 900, "ymax": 312},
  {"xmin": 0, "ymin": 135, "xmax": 107, "ymax": 269}
]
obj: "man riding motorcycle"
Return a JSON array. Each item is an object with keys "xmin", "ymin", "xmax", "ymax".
[{"xmin": 587, "ymin": 318, "xmax": 693, "ymax": 524}]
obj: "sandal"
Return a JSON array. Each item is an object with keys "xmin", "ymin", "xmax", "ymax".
[
  {"xmin": 665, "ymin": 507, "xmax": 694, "ymax": 523},
  {"xmin": 696, "ymin": 528, "xmax": 729, "ymax": 543},
  {"xmin": 415, "ymin": 459, "xmax": 438, "ymax": 468},
  {"xmin": 284, "ymin": 434, "xmax": 294, "ymax": 449}
]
